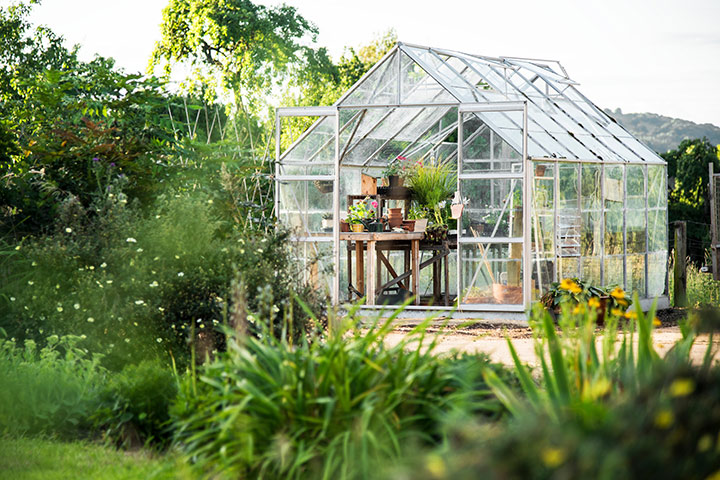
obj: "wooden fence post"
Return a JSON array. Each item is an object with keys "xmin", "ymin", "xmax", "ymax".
[{"xmin": 673, "ymin": 221, "xmax": 688, "ymax": 307}]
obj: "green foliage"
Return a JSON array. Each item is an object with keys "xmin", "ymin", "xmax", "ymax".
[
  {"xmin": 405, "ymin": 157, "xmax": 456, "ymax": 225},
  {"xmin": 93, "ymin": 360, "xmax": 178, "ymax": 449},
  {"xmin": 396, "ymin": 304, "xmax": 720, "ymax": 480},
  {"xmin": 483, "ymin": 296, "xmax": 675, "ymax": 421},
  {"xmin": 539, "ymin": 278, "xmax": 629, "ymax": 313},
  {"xmin": 399, "ymin": 362, "xmax": 720, "ymax": 480},
  {"xmin": 0, "ymin": 187, "xmax": 325, "ymax": 370},
  {"xmin": 0, "ymin": 334, "xmax": 107, "ymax": 438},
  {"xmin": 169, "ymin": 309, "xmax": 509, "ymax": 479},
  {"xmin": 662, "ymin": 138, "xmax": 720, "ymax": 229},
  {"xmin": 151, "ymin": 0, "xmax": 333, "ymax": 111}
]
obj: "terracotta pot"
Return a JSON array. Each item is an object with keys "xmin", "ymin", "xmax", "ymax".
[
  {"xmin": 340, "ymin": 220, "xmax": 350, "ymax": 232},
  {"xmin": 350, "ymin": 223, "xmax": 365, "ymax": 233},
  {"xmin": 401, "ymin": 220, "xmax": 415, "ymax": 231},
  {"xmin": 388, "ymin": 207, "xmax": 403, "ymax": 228}
]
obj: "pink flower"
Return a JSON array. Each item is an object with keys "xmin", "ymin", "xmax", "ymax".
[
  {"xmin": 397, "ymin": 155, "xmax": 407, "ymax": 161},
  {"xmin": 371, "ymin": 200, "xmax": 378, "ymax": 208}
]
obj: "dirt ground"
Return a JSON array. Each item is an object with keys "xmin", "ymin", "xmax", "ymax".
[{"xmin": 383, "ymin": 309, "xmax": 720, "ymax": 367}]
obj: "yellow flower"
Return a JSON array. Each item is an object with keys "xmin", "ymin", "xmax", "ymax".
[
  {"xmin": 616, "ymin": 298, "xmax": 629, "ymax": 307},
  {"xmin": 559, "ymin": 278, "xmax": 582, "ymax": 294},
  {"xmin": 573, "ymin": 303, "xmax": 585, "ymax": 314},
  {"xmin": 624, "ymin": 310, "xmax": 637, "ymax": 320},
  {"xmin": 610, "ymin": 287, "xmax": 625, "ymax": 300},
  {"xmin": 588, "ymin": 297, "xmax": 600, "ymax": 308},
  {"xmin": 669, "ymin": 378, "xmax": 695, "ymax": 397},
  {"xmin": 654, "ymin": 409, "xmax": 674, "ymax": 429},
  {"xmin": 653, "ymin": 317, "xmax": 661, "ymax": 327},
  {"xmin": 541, "ymin": 447, "xmax": 566, "ymax": 468},
  {"xmin": 610, "ymin": 308, "xmax": 625, "ymax": 317}
]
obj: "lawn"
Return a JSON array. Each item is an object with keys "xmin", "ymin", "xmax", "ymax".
[{"xmin": 0, "ymin": 436, "xmax": 182, "ymax": 480}]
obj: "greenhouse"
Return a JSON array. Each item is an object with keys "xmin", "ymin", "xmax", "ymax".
[{"xmin": 275, "ymin": 42, "xmax": 668, "ymax": 317}]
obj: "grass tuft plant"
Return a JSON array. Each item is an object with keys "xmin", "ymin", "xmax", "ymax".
[{"xmin": 169, "ymin": 302, "xmax": 510, "ymax": 479}]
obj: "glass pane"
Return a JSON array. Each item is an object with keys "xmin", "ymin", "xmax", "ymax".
[
  {"xmin": 648, "ymin": 251, "xmax": 667, "ymax": 296},
  {"xmin": 604, "ymin": 209, "xmax": 624, "ymax": 255},
  {"xmin": 626, "ymin": 254, "xmax": 645, "ymax": 296},
  {"xmin": 460, "ymin": 243, "xmax": 523, "ymax": 305},
  {"xmin": 604, "ymin": 256, "xmax": 624, "ymax": 288},
  {"xmin": 558, "ymin": 163, "xmax": 579, "ymax": 210},
  {"xmin": 581, "ymin": 210, "xmax": 602, "ymax": 256},
  {"xmin": 461, "ymin": 112, "xmax": 522, "ymax": 172},
  {"xmin": 278, "ymin": 180, "xmax": 333, "ymax": 236},
  {"xmin": 462, "ymin": 178, "xmax": 523, "ymax": 238},
  {"xmin": 342, "ymin": 51, "xmax": 398, "ymax": 105},
  {"xmin": 604, "ymin": 165, "xmax": 624, "ymax": 208},
  {"xmin": 581, "ymin": 257, "xmax": 601, "ymax": 285},
  {"xmin": 648, "ymin": 166, "xmax": 667, "ymax": 209},
  {"xmin": 531, "ymin": 257, "xmax": 554, "ymax": 301},
  {"xmin": 581, "ymin": 164, "xmax": 602, "ymax": 211},
  {"xmin": 648, "ymin": 210, "xmax": 668, "ymax": 252},
  {"xmin": 558, "ymin": 257, "xmax": 579, "ymax": 279},
  {"xmin": 291, "ymin": 241, "xmax": 334, "ymax": 297},
  {"xmin": 626, "ymin": 209, "xmax": 646, "ymax": 253},
  {"xmin": 533, "ymin": 162, "xmax": 555, "ymax": 207},
  {"xmin": 626, "ymin": 165, "xmax": 645, "ymax": 209},
  {"xmin": 280, "ymin": 115, "xmax": 334, "ymax": 174},
  {"xmin": 400, "ymin": 51, "xmax": 456, "ymax": 104}
]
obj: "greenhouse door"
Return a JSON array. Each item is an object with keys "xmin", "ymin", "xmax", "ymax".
[
  {"xmin": 456, "ymin": 103, "xmax": 530, "ymax": 311},
  {"xmin": 275, "ymin": 107, "xmax": 340, "ymax": 305}
]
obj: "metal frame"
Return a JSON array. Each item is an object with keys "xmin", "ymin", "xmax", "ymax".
[{"xmin": 274, "ymin": 42, "xmax": 670, "ymax": 316}]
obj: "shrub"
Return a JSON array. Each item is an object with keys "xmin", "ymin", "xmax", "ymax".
[
  {"xmin": 395, "ymin": 364, "xmax": 720, "ymax": 480},
  {"xmin": 391, "ymin": 301, "xmax": 720, "ymax": 480},
  {"xmin": 0, "ymin": 189, "xmax": 325, "ymax": 370},
  {"xmin": 93, "ymin": 360, "xmax": 178, "ymax": 449},
  {"xmin": 0, "ymin": 334, "xmax": 106, "ymax": 438},
  {"xmin": 169, "ymin": 307, "xmax": 510, "ymax": 479}
]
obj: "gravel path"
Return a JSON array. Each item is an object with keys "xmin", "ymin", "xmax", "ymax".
[{"xmin": 383, "ymin": 309, "xmax": 719, "ymax": 367}]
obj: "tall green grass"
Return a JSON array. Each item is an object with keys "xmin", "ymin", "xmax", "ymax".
[
  {"xmin": 0, "ymin": 334, "xmax": 106, "ymax": 437},
  {"xmin": 169, "ymin": 304, "xmax": 511, "ymax": 479}
]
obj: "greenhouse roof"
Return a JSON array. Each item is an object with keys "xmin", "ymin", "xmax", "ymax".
[{"xmin": 280, "ymin": 42, "xmax": 665, "ymax": 167}]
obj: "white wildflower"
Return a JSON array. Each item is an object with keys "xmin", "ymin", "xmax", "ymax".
[{"xmin": 126, "ymin": 237, "xmax": 137, "ymax": 243}]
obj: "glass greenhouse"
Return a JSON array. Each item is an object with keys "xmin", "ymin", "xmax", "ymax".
[{"xmin": 275, "ymin": 43, "xmax": 668, "ymax": 317}]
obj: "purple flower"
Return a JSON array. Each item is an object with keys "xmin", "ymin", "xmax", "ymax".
[
  {"xmin": 92, "ymin": 157, "xmax": 100, "ymax": 163},
  {"xmin": 110, "ymin": 162, "xmax": 116, "ymax": 167}
]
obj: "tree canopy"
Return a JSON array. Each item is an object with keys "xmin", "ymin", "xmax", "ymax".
[{"xmin": 150, "ymin": 0, "xmax": 335, "ymax": 112}]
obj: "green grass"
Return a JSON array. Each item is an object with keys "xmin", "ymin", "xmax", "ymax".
[
  {"xmin": 669, "ymin": 257, "xmax": 720, "ymax": 307},
  {"xmin": 0, "ymin": 436, "xmax": 185, "ymax": 480}
]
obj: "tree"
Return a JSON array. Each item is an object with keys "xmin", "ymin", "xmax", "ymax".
[
  {"xmin": 661, "ymin": 138, "xmax": 720, "ymax": 259},
  {"xmin": 662, "ymin": 138, "xmax": 720, "ymax": 222},
  {"xmin": 0, "ymin": 3, "xmax": 181, "ymax": 238},
  {"xmin": 150, "ymin": 0, "xmax": 334, "ymax": 115}
]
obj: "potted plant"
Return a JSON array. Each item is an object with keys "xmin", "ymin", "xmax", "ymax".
[
  {"xmin": 347, "ymin": 197, "xmax": 377, "ymax": 232},
  {"xmin": 405, "ymin": 157, "xmax": 456, "ymax": 242},
  {"xmin": 382, "ymin": 155, "xmax": 412, "ymax": 188}
]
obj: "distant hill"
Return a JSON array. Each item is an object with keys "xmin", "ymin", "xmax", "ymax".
[{"xmin": 603, "ymin": 109, "xmax": 720, "ymax": 154}]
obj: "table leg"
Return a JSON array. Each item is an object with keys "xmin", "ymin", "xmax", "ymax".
[
  {"xmin": 444, "ymin": 250, "xmax": 450, "ymax": 306},
  {"xmin": 367, "ymin": 240, "xmax": 376, "ymax": 305},
  {"xmin": 355, "ymin": 240, "xmax": 364, "ymax": 296},
  {"xmin": 433, "ymin": 249, "xmax": 440, "ymax": 303},
  {"xmin": 412, "ymin": 239, "xmax": 420, "ymax": 305},
  {"xmin": 347, "ymin": 243, "xmax": 352, "ymax": 301}
]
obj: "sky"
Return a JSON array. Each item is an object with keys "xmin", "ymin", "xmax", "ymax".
[{"xmin": 18, "ymin": 0, "xmax": 720, "ymax": 127}]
